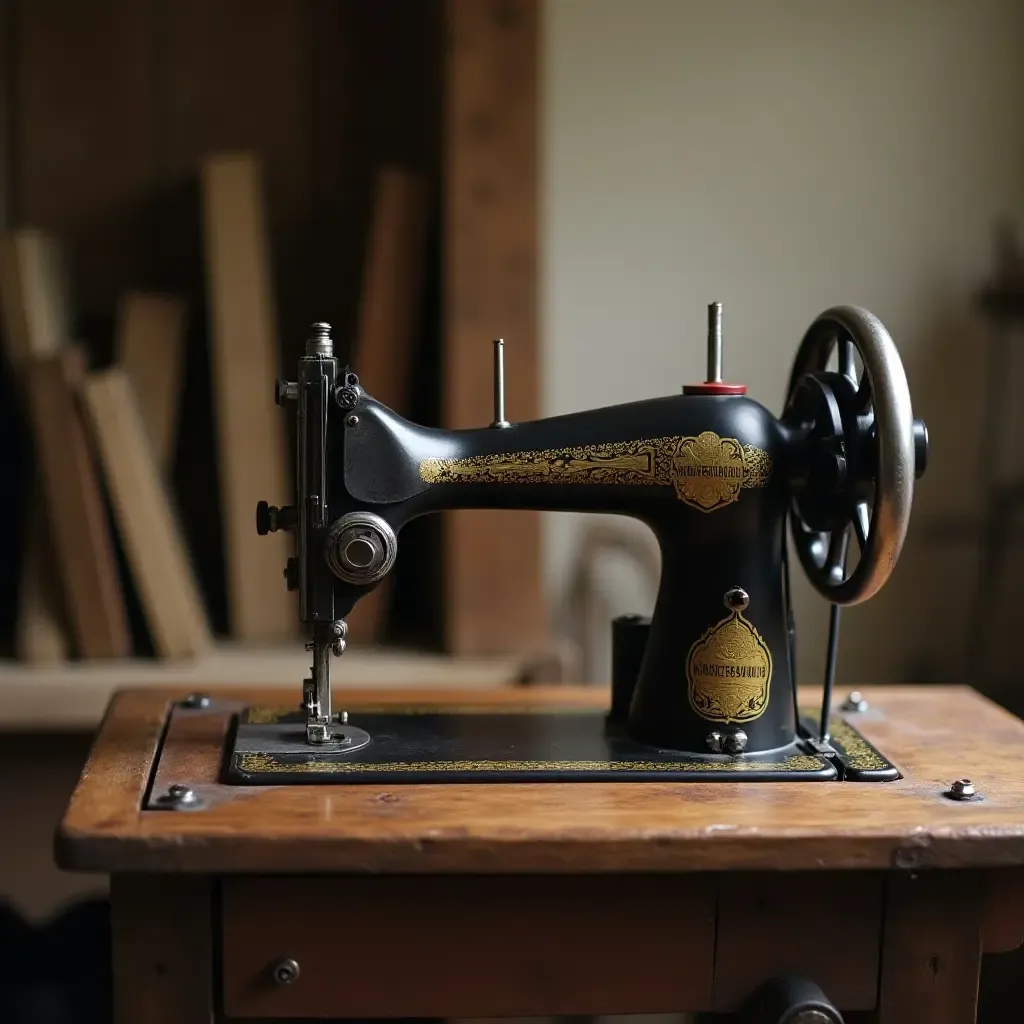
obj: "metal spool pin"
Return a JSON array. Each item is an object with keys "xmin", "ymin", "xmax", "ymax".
[
  {"xmin": 492, "ymin": 338, "xmax": 510, "ymax": 428},
  {"xmin": 707, "ymin": 301, "xmax": 723, "ymax": 383}
]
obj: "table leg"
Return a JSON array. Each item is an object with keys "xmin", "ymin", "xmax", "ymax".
[
  {"xmin": 877, "ymin": 872, "xmax": 984, "ymax": 1024},
  {"xmin": 110, "ymin": 874, "xmax": 214, "ymax": 1024}
]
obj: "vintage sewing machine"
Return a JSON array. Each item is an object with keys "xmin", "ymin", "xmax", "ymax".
[
  {"xmin": 236, "ymin": 303, "xmax": 929, "ymax": 785},
  {"xmin": 61, "ymin": 302, "xmax": 1024, "ymax": 1024}
]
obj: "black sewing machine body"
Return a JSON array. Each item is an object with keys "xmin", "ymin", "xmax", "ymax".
[
  {"xmin": 233, "ymin": 306, "xmax": 926, "ymax": 785},
  {"xmin": 342, "ymin": 392, "xmax": 794, "ymax": 752}
]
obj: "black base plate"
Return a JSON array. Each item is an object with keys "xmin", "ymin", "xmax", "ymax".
[{"xmin": 223, "ymin": 706, "xmax": 899, "ymax": 785}]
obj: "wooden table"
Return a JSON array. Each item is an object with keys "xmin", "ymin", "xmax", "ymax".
[{"xmin": 56, "ymin": 684, "xmax": 1024, "ymax": 1023}]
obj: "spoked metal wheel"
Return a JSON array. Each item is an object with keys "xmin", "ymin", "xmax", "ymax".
[{"xmin": 784, "ymin": 305, "xmax": 925, "ymax": 606}]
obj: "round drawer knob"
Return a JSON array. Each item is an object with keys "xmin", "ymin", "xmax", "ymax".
[{"xmin": 271, "ymin": 958, "xmax": 300, "ymax": 986}]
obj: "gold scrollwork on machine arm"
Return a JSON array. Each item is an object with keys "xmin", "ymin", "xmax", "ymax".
[{"xmin": 418, "ymin": 431, "xmax": 771, "ymax": 512}]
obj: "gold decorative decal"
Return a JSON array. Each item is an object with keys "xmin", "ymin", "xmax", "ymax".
[
  {"xmin": 418, "ymin": 432, "xmax": 771, "ymax": 512},
  {"xmin": 826, "ymin": 717, "xmax": 891, "ymax": 772},
  {"xmin": 242, "ymin": 705, "xmax": 586, "ymax": 723},
  {"xmin": 236, "ymin": 752, "xmax": 825, "ymax": 774},
  {"xmin": 687, "ymin": 602, "xmax": 773, "ymax": 724},
  {"xmin": 673, "ymin": 432, "xmax": 744, "ymax": 511}
]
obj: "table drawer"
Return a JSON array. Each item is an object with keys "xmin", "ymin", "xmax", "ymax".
[{"xmin": 221, "ymin": 874, "xmax": 717, "ymax": 1018}]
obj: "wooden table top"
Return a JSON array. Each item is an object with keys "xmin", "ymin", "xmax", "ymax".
[{"xmin": 56, "ymin": 683, "xmax": 1024, "ymax": 875}]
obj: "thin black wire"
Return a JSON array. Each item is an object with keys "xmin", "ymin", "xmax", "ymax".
[
  {"xmin": 782, "ymin": 518, "xmax": 800, "ymax": 730},
  {"xmin": 820, "ymin": 600, "xmax": 841, "ymax": 742}
]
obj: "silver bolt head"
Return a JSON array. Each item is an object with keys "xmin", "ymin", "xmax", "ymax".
[
  {"xmin": 789, "ymin": 1011, "xmax": 837, "ymax": 1024},
  {"xmin": 338, "ymin": 710, "xmax": 349, "ymax": 725},
  {"xmin": 161, "ymin": 784, "xmax": 199, "ymax": 807},
  {"xmin": 723, "ymin": 729, "xmax": 748, "ymax": 754},
  {"xmin": 842, "ymin": 690, "xmax": 869, "ymax": 712},
  {"xmin": 706, "ymin": 731, "xmax": 723, "ymax": 753},
  {"xmin": 948, "ymin": 778, "xmax": 977, "ymax": 800}
]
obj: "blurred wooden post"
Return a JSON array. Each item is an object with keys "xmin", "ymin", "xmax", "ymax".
[
  {"xmin": 201, "ymin": 153, "xmax": 296, "ymax": 642},
  {"xmin": 115, "ymin": 292, "xmax": 188, "ymax": 476},
  {"xmin": 82, "ymin": 369, "xmax": 211, "ymax": 659},
  {"xmin": 345, "ymin": 168, "xmax": 430, "ymax": 645},
  {"xmin": 443, "ymin": 0, "xmax": 548, "ymax": 656},
  {"xmin": 25, "ymin": 347, "xmax": 131, "ymax": 658},
  {"xmin": 0, "ymin": 229, "xmax": 69, "ymax": 662}
]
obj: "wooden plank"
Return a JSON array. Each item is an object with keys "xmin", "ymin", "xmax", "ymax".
[
  {"xmin": 712, "ymin": 872, "xmax": 881, "ymax": 1011},
  {"xmin": 163, "ymin": 0, "xmax": 316, "ymax": 338},
  {"xmin": 200, "ymin": 152, "xmax": 295, "ymax": 641},
  {"xmin": 877, "ymin": 871, "xmax": 985, "ymax": 1024},
  {"xmin": 983, "ymin": 867, "xmax": 1024, "ymax": 952},
  {"xmin": 13, "ymin": 0, "xmax": 156, "ymax": 317},
  {"xmin": 346, "ymin": 167, "xmax": 430, "ymax": 644},
  {"xmin": 110, "ymin": 875, "xmax": 213, "ymax": 1024},
  {"xmin": 114, "ymin": 293, "xmax": 187, "ymax": 474},
  {"xmin": 0, "ymin": 646, "xmax": 526, "ymax": 732},
  {"xmin": 222, "ymin": 874, "xmax": 715, "ymax": 1017},
  {"xmin": 55, "ymin": 685, "xmax": 1024, "ymax": 876},
  {"xmin": 444, "ymin": 0, "xmax": 547, "ymax": 654},
  {"xmin": 0, "ymin": 228, "xmax": 69, "ymax": 662},
  {"xmin": 81, "ymin": 369, "xmax": 210, "ymax": 658},
  {"xmin": 24, "ymin": 347, "xmax": 130, "ymax": 658},
  {"xmin": 12, "ymin": 548, "xmax": 66, "ymax": 663},
  {"xmin": 0, "ymin": 0, "xmax": 9, "ymax": 231},
  {"xmin": 0, "ymin": 230, "xmax": 68, "ymax": 363}
]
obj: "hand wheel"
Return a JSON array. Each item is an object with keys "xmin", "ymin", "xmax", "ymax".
[{"xmin": 784, "ymin": 305, "xmax": 928, "ymax": 606}]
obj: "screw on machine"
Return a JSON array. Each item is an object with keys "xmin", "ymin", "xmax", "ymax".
[
  {"xmin": 946, "ymin": 778, "xmax": 978, "ymax": 801},
  {"xmin": 840, "ymin": 690, "xmax": 868, "ymax": 713},
  {"xmin": 155, "ymin": 784, "xmax": 201, "ymax": 810}
]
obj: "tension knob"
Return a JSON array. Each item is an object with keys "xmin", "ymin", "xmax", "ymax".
[
  {"xmin": 256, "ymin": 501, "xmax": 278, "ymax": 535},
  {"xmin": 324, "ymin": 512, "xmax": 398, "ymax": 585},
  {"xmin": 275, "ymin": 379, "xmax": 298, "ymax": 406}
]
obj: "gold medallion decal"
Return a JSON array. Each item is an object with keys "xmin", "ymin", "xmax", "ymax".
[
  {"xmin": 687, "ymin": 589, "xmax": 772, "ymax": 724},
  {"xmin": 671, "ymin": 431, "xmax": 745, "ymax": 512},
  {"xmin": 418, "ymin": 432, "xmax": 770, "ymax": 512}
]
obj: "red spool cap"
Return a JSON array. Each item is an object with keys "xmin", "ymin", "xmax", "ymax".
[{"xmin": 683, "ymin": 381, "xmax": 747, "ymax": 396}]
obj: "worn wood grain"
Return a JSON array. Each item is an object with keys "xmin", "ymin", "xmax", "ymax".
[
  {"xmin": 982, "ymin": 867, "xmax": 1024, "ymax": 953},
  {"xmin": 200, "ymin": 152, "xmax": 295, "ymax": 642},
  {"xmin": 222, "ymin": 874, "xmax": 715, "ymax": 1017},
  {"xmin": 713, "ymin": 872, "xmax": 881, "ymax": 1011},
  {"xmin": 114, "ymin": 293, "xmax": 187, "ymax": 474},
  {"xmin": 82, "ymin": 369, "xmax": 210, "ymax": 657},
  {"xmin": 56, "ymin": 685, "xmax": 1024, "ymax": 876},
  {"xmin": 877, "ymin": 870, "xmax": 985, "ymax": 1024},
  {"xmin": 146, "ymin": 700, "xmax": 236, "ymax": 808},
  {"xmin": 110, "ymin": 874, "xmax": 213, "ymax": 1024},
  {"xmin": 25, "ymin": 347, "xmax": 130, "ymax": 658},
  {"xmin": 443, "ymin": 0, "xmax": 547, "ymax": 655}
]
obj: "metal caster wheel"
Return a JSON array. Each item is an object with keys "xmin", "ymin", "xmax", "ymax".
[{"xmin": 738, "ymin": 975, "xmax": 844, "ymax": 1024}]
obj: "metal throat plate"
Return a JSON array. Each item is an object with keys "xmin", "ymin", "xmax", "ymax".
[{"xmin": 223, "ymin": 707, "xmax": 899, "ymax": 785}]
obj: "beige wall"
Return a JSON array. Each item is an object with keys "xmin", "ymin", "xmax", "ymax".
[{"xmin": 541, "ymin": 0, "xmax": 1024, "ymax": 685}]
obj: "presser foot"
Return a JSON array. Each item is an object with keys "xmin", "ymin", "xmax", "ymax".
[{"xmin": 240, "ymin": 710, "xmax": 372, "ymax": 757}]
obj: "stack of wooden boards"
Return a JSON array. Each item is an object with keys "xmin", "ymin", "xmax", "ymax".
[{"xmin": 0, "ymin": 153, "xmax": 429, "ymax": 663}]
